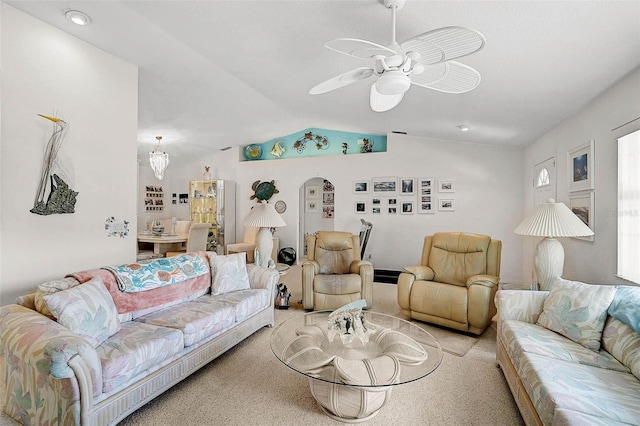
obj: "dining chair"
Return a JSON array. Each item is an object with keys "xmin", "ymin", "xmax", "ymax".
[{"xmin": 166, "ymin": 223, "xmax": 210, "ymax": 257}]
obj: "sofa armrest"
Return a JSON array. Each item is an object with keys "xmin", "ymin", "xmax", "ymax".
[
  {"xmin": 402, "ymin": 265, "xmax": 435, "ymax": 281},
  {"xmin": 0, "ymin": 304, "xmax": 102, "ymax": 424},
  {"xmin": 467, "ymin": 274, "xmax": 499, "ymax": 288},
  {"xmin": 495, "ymin": 290, "xmax": 549, "ymax": 336},
  {"xmin": 246, "ymin": 264, "xmax": 279, "ymax": 303}
]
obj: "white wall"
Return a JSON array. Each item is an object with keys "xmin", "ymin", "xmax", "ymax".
[
  {"xmin": 0, "ymin": 5, "xmax": 138, "ymax": 305},
  {"xmin": 522, "ymin": 66, "xmax": 640, "ymax": 285},
  {"xmin": 201, "ymin": 133, "xmax": 525, "ymax": 284}
]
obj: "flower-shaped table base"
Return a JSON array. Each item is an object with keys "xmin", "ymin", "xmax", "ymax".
[{"xmin": 271, "ymin": 311, "xmax": 443, "ymax": 422}]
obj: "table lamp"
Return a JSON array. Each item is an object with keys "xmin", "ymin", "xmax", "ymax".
[
  {"xmin": 242, "ymin": 200, "xmax": 286, "ymax": 267},
  {"xmin": 514, "ymin": 198, "xmax": 594, "ymax": 291}
]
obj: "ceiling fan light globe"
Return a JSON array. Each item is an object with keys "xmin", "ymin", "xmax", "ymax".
[{"xmin": 376, "ymin": 72, "xmax": 411, "ymax": 95}]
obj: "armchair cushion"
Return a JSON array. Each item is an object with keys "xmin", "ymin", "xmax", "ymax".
[
  {"xmin": 315, "ymin": 231, "xmax": 356, "ymax": 274},
  {"xmin": 314, "ymin": 274, "xmax": 363, "ymax": 295},
  {"xmin": 429, "ymin": 233, "xmax": 491, "ymax": 286}
]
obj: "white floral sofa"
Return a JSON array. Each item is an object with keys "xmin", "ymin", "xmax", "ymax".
[
  {"xmin": 0, "ymin": 251, "xmax": 279, "ymax": 425},
  {"xmin": 496, "ymin": 278, "xmax": 640, "ymax": 425}
]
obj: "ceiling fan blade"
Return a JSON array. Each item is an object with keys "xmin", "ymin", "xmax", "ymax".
[
  {"xmin": 326, "ymin": 38, "xmax": 397, "ymax": 59},
  {"xmin": 370, "ymin": 82, "xmax": 404, "ymax": 112},
  {"xmin": 400, "ymin": 26, "xmax": 485, "ymax": 65},
  {"xmin": 410, "ymin": 61, "xmax": 481, "ymax": 94},
  {"xmin": 309, "ymin": 67, "xmax": 374, "ymax": 95}
]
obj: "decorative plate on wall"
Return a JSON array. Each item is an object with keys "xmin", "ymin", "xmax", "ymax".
[
  {"xmin": 244, "ymin": 144, "xmax": 262, "ymax": 160},
  {"xmin": 275, "ymin": 200, "xmax": 287, "ymax": 213}
]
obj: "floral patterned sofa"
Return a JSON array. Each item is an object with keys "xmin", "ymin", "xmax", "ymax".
[
  {"xmin": 496, "ymin": 278, "xmax": 640, "ymax": 425},
  {"xmin": 0, "ymin": 251, "xmax": 279, "ymax": 425}
]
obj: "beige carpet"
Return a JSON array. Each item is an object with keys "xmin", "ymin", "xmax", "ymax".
[{"xmin": 0, "ymin": 267, "xmax": 523, "ymax": 425}]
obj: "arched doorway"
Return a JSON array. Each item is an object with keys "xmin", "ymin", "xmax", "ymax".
[{"xmin": 299, "ymin": 177, "xmax": 334, "ymax": 259}]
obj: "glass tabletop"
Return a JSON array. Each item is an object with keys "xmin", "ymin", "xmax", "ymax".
[{"xmin": 270, "ymin": 311, "xmax": 443, "ymax": 388}]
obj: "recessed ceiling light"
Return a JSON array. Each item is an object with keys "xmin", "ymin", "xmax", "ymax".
[
  {"xmin": 65, "ymin": 10, "xmax": 92, "ymax": 26},
  {"xmin": 457, "ymin": 124, "xmax": 470, "ymax": 132}
]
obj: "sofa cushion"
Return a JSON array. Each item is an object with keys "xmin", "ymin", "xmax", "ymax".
[
  {"xmin": 210, "ymin": 253, "xmax": 251, "ymax": 295},
  {"xmin": 134, "ymin": 300, "xmax": 235, "ymax": 346},
  {"xmin": 537, "ymin": 278, "xmax": 616, "ymax": 351},
  {"xmin": 553, "ymin": 408, "xmax": 635, "ymax": 426},
  {"xmin": 97, "ymin": 321, "xmax": 184, "ymax": 393},
  {"xmin": 501, "ymin": 320, "xmax": 629, "ymax": 373},
  {"xmin": 602, "ymin": 317, "xmax": 640, "ymax": 381},
  {"xmin": 43, "ymin": 276, "xmax": 121, "ymax": 347},
  {"xmin": 34, "ymin": 277, "xmax": 81, "ymax": 318},
  {"xmin": 205, "ymin": 288, "xmax": 270, "ymax": 322},
  {"xmin": 608, "ymin": 285, "xmax": 640, "ymax": 333},
  {"xmin": 519, "ymin": 352, "xmax": 640, "ymax": 425}
]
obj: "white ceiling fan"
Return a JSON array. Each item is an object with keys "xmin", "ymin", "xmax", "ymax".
[{"xmin": 309, "ymin": 0, "xmax": 486, "ymax": 112}]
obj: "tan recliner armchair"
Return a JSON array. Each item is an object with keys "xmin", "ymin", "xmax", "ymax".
[
  {"xmin": 397, "ymin": 232, "xmax": 502, "ymax": 335},
  {"xmin": 302, "ymin": 231, "xmax": 374, "ymax": 311}
]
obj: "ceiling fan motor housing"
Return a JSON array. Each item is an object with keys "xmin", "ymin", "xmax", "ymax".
[{"xmin": 376, "ymin": 71, "xmax": 411, "ymax": 95}]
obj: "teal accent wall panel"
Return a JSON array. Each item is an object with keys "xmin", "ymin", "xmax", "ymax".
[{"xmin": 242, "ymin": 128, "xmax": 387, "ymax": 161}]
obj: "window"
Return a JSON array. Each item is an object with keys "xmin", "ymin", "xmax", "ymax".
[
  {"xmin": 616, "ymin": 120, "xmax": 640, "ymax": 284},
  {"xmin": 536, "ymin": 168, "xmax": 550, "ymax": 187}
]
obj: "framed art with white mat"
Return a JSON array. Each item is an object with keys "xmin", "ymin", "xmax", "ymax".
[
  {"xmin": 568, "ymin": 140, "xmax": 594, "ymax": 192},
  {"xmin": 569, "ymin": 191, "xmax": 595, "ymax": 241}
]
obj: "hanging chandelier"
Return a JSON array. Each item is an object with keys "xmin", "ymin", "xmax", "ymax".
[{"xmin": 149, "ymin": 136, "xmax": 169, "ymax": 180}]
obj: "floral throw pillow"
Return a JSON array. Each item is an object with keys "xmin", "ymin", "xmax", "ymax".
[
  {"xmin": 210, "ymin": 252, "xmax": 251, "ymax": 295},
  {"xmin": 34, "ymin": 277, "xmax": 81, "ymax": 318},
  {"xmin": 537, "ymin": 278, "xmax": 616, "ymax": 351},
  {"xmin": 43, "ymin": 276, "xmax": 121, "ymax": 347}
]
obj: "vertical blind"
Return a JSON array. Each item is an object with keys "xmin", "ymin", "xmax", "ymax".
[{"xmin": 617, "ymin": 127, "xmax": 640, "ymax": 284}]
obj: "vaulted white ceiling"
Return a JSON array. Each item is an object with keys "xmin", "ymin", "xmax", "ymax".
[{"xmin": 7, "ymin": 0, "xmax": 640, "ymax": 166}]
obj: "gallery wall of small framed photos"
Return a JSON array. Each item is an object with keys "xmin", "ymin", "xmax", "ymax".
[
  {"xmin": 352, "ymin": 176, "xmax": 456, "ymax": 215},
  {"xmin": 322, "ymin": 179, "xmax": 335, "ymax": 219},
  {"xmin": 144, "ymin": 185, "xmax": 164, "ymax": 212}
]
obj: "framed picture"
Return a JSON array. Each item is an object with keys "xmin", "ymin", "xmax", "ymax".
[
  {"xmin": 322, "ymin": 205, "xmax": 335, "ymax": 219},
  {"xmin": 400, "ymin": 177, "xmax": 415, "ymax": 195},
  {"xmin": 372, "ymin": 176, "xmax": 398, "ymax": 195},
  {"xmin": 401, "ymin": 201, "xmax": 414, "ymax": 214},
  {"xmin": 388, "ymin": 207, "xmax": 397, "ymax": 214},
  {"xmin": 418, "ymin": 202, "xmax": 434, "ymax": 214},
  {"xmin": 388, "ymin": 198, "xmax": 397, "ymax": 205},
  {"xmin": 568, "ymin": 140, "xmax": 595, "ymax": 192},
  {"xmin": 372, "ymin": 198, "xmax": 381, "ymax": 205},
  {"xmin": 569, "ymin": 192, "xmax": 595, "ymax": 241},
  {"xmin": 439, "ymin": 198, "xmax": 455, "ymax": 211},
  {"xmin": 306, "ymin": 200, "xmax": 319, "ymax": 212},
  {"xmin": 372, "ymin": 206, "xmax": 381, "ymax": 214},
  {"xmin": 439, "ymin": 180, "xmax": 455, "ymax": 193},
  {"xmin": 355, "ymin": 201, "xmax": 367, "ymax": 214},
  {"xmin": 323, "ymin": 179, "xmax": 335, "ymax": 192},
  {"xmin": 323, "ymin": 192, "xmax": 334, "ymax": 205},
  {"xmin": 306, "ymin": 186, "xmax": 320, "ymax": 199},
  {"xmin": 353, "ymin": 180, "xmax": 370, "ymax": 194}
]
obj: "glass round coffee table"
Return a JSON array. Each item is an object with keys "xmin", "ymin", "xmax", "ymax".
[{"xmin": 270, "ymin": 311, "xmax": 443, "ymax": 422}]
